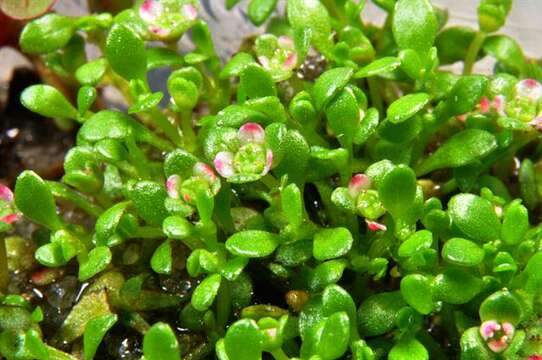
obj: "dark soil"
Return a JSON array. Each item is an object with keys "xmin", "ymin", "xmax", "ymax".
[{"xmin": 0, "ymin": 68, "xmax": 75, "ymax": 186}]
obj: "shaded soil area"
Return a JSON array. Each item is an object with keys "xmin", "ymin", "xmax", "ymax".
[{"xmin": 0, "ymin": 68, "xmax": 75, "ymax": 186}]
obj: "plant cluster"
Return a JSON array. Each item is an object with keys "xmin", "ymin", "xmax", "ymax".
[{"xmin": 1, "ymin": 0, "xmax": 542, "ymax": 359}]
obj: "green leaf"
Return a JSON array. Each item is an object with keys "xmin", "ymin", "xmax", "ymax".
[
  {"xmin": 389, "ymin": 337, "xmax": 428, "ymax": 360},
  {"xmin": 313, "ymin": 227, "xmax": 353, "ymax": 261},
  {"xmin": 357, "ymin": 292, "xmax": 405, "ymax": 336},
  {"xmin": 378, "ymin": 165, "xmax": 417, "ymax": 218},
  {"xmin": 35, "ymin": 242, "xmax": 66, "ymax": 267},
  {"xmin": 442, "ymin": 238, "xmax": 484, "ymax": 267},
  {"xmin": 95, "ymin": 202, "xmax": 130, "ymax": 246},
  {"xmin": 309, "ymin": 260, "xmax": 347, "ymax": 291},
  {"xmin": 483, "ymin": 35, "xmax": 527, "ymax": 75},
  {"xmin": 325, "ymin": 87, "xmax": 360, "ymax": 148},
  {"xmin": 432, "ymin": 268, "xmax": 482, "ymax": 304},
  {"xmin": 387, "ymin": 93, "xmax": 430, "ymax": 124},
  {"xmin": 220, "ymin": 52, "xmax": 255, "ymax": 79},
  {"xmin": 354, "ymin": 107, "xmax": 379, "ymax": 145},
  {"xmin": 378, "ymin": 115, "xmax": 422, "ymax": 144},
  {"xmin": 400, "ymin": 274, "xmax": 433, "ymax": 315},
  {"xmin": 224, "ymin": 319, "xmax": 263, "ymax": 360},
  {"xmin": 248, "ymin": 0, "xmax": 278, "ymax": 26},
  {"xmin": 146, "ymin": 48, "xmax": 184, "ymax": 70},
  {"xmin": 392, "ymin": 0, "xmax": 438, "ymax": 54},
  {"xmin": 83, "ymin": 314, "xmax": 118, "ymax": 360},
  {"xmin": 287, "ymin": 0, "xmax": 333, "ymax": 56},
  {"xmin": 129, "ymin": 92, "xmax": 164, "ymax": 114},
  {"xmin": 398, "ymin": 49, "xmax": 423, "ymax": 79},
  {"xmin": 163, "ymin": 216, "xmax": 192, "ymax": 240},
  {"xmin": 59, "ymin": 290, "xmax": 112, "ymax": 343},
  {"xmin": 0, "ymin": 0, "xmax": 55, "ymax": 20},
  {"xmin": 168, "ymin": 77, "xmax": 199, "ymax": 110},
  {"xmin": 276, "ymin": 239, "xmax": 313, "ymax": 266},
  {"xmin": 441, "ymin": 75, "xmax": 488, "ymax": 117},
  {"xmin": 519, "ymin": 159, "xmax": 538, "ymax": 210},
  {"xmin": 226, "ymin": 230, "xmax": 281, "ymax": 258},
  {"xmin": 239, "ymin": 64, "xmax": 276, "ymax": 99},
  {"xmin": 354, "ymin": 57, "xmax": 400, "ymax": 79},
  {"xmin": 77, "ymin": 86, "xmax": 97, "ymax": 116},
  {"xmin": 322, "ymin": 285, "xmax": 358, "ymax": 339},
  {"xmin": 435, "ymin": 26, "xmax": 476, "ymax": 65},
  {"xmin": 416, "ymin": 130, "xmax": 497, "ymax": 175},
  {"xmin": 501, "ymin": 201, "xmax": 529, "ymax": 245},
  {"xmin": 21, "ymin": 85, "xmax": 79, "ymax": 120},
  {"xmin": 15, "ymin": 170, "xmax": 63, "ymax": 230},
  {"xmin": 76, "ymin": 58, "xmax": 108, "ymax": 86},
  {"xmin": 447, "ymin": 193, "xmax": 501, "ymax": 243},
  {"xmin": 143, "ymin": 322, "xmax": 181, "ymax": 360},
  {"xmin": 20, "ymin": 14, "xmax": 76, "ymax": 54},
  {"xmin": 106, "ymin": 24, "xmax": 147, "ymax": 80},
  {"xmin": 79, "ymin": 246, "xmax": 112, "ymax": 281},
  {"xmin": 315, "ymin": 312, "xmax": 350, "ymax": 359},
  {"xmin": 128, "ymin": 181, "xmax": 169, "ymax": 226},
  {"xmin": 312, "ymin": 67, "xmax": 353, "ymax": 111},
  {"xmin": 478, "ymin": 0, "xmax": 511, "ymax": 33},
  {"xmin": 398, "ymin": 230, "xmax": 433, "ymax": 258},
  {"xmin": 281, "ymin": 183, "xmax": 303, "ymax": 229},
  {"xmin": 191, "ymin": 274, "xmax": 222, "ymax": 311},
  {"xmin": 272, "ymin": 129, "xmax": 310, "ymax": 185},
  {"xmin": 479, "ymin": 289, "xmax": 522, "ymax": 325},
  {"xmin": 151, "ymin": 240, "xmax": 173, "ymax": 275}
]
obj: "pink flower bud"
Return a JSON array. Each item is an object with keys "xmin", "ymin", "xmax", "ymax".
[
  {"xmin": 487, "ymin": 337, "xmax": 509, "ymax": 353},
  {"xmin": 456, "ymin": 114, "xmax": 467, "ymax": 122},
  {"xmin": 480, "ymin": 320, "xmax": 514, "ymax": 353},
  {"xmin": 214, "ymin": 151, "xmax": 235, "ymax": 178},
  {"xmin": 194, "ymin": 162, "xmax": 217, "ymax": 183},
  {"xmin": 0, "ymin": 183, "xmax": 14, "ymax": 203},
  {"xmin": 238, "ymin": 122, "xmax": 265, "ymax": 144},
  {"xmin": 365, "ymin": 219, "xmax": 387, "ymax": 232},
  {"xmin": 182, "ymin": 3, "xmax": 198, "ymax": 21},
  {"xmin": 480, "ymin": 321, "xmax": 500, "ymax": 340},
  {"xmin": 479, "ymin": 96, "xmax": 491, "ymax": 113},
  {"xmin": 258, "ymin": 56, "xmax": 270, "ymax": 69},
  {"xmin": 493, "ymin": 95, "xmax": 506, "ymax": 116},
  {"xmin": 283, "ymin": 52, "xmax": 298, "ymax": 70},
  {"xmin": 139, "ymin": 0, "xmax": 162, "ymax": 22},
  {"xmin": 529, "ymin": 115, "xmax": 542, "ymax": 131},
  {"xmin": 263, "ymin": 149, "xmax": 273, "ymax": 175},
  {"xmin": 149, "ymin": 25, "xmax": 170, "ymax": 37},
  {"xmin": 348, "ymin": 174, "xmax": 371, "ymax": 197},
  {"xmin": 0, "ymin": 213, "xmax": 18, "ymax": 224},
  {"xmin": 516, "ymin": 79, "xmax": 542, "ymax": 102},
  {"xmin": 278, "ymin": 36, "xmax": 294, "ymax": 49},
  {"xmin": 528, "ymin": 355, "xmax": 542, "ymax": 360},
  {"xmin": 166, "ymin": 174, "xmax": 181, "ymax": 199}
]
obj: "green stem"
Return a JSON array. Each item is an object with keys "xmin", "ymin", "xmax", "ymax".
[
  {"xmin": 149, "ymin": 109, "xmax": 183, "ymax": 147},
  {"xmin": 216, "ymin": 280, "xmax": 231, "ymax": 332},
  {"xmin": 131, "ymin": 226, "xmax": 164, "ymax": 239},
  {"xmin": 0, "ymin": 237, "xmax": 8, "ymax": 294},
  {"xmin": 367, "ymin": 77, "xmax": 383, "ymax": 116},
  {"xmin": 47, "ymin": 181, "xmax": 104, "ymax": 217},
  {"xmin": 125, "ymin": 137, "xmax": 152, "ymax": 179},
  {"xmin": 261, "ymin": 174, "xmax": 279, "ymax": 190},
  {"xmin": 463, "ymin": 31, "xmax": 486, "ymax": 75},
  {"xmin": 270, "ymin": 348, "xmax": 290, "ymax": 360},
  {"xmin": 180, "ymin": 110, "xmax": 197, "ymax": 152}
]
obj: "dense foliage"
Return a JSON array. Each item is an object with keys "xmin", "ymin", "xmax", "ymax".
[{"xmin": 1, "ymin": 0, "xmax": 542, "ymax": 358}]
